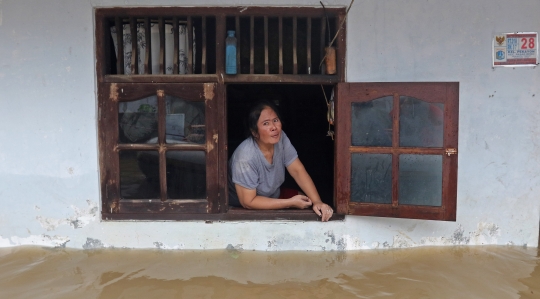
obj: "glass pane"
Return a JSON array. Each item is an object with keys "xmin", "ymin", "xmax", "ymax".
[
  {"xmin": 351, "ymin": 96, "xmax": 393, "ymax": 147},
  {"xmin": 399, "ymin": 154, "xmax": 442, "ymax": 206},
  {"xmin": 120, "ymin": 151, "xmax": 160, "ymax": 199},
  {"xmin": 167, "ymin": 151, "xmax": 206, "ymax": 199},
  {"xmin": 166, "ymin": 96, "xmax": 206, "ymax": 145},
  {"xmin": 351, "ymin": 154, "xmax": 392, "ymax": 203},
  {"xmin": 118, "ymin": 96, "xmax": 158, "ymax": 144},
  {"xmin": 399, "ymin": 96, "xmax": 444, "ymax": 147}
]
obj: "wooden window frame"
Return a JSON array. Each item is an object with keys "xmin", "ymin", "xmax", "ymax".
[
  {"xmin": 95, "ymin": 6, "xmax": 347, "ymax": 221},
  {"xmin": 335, "ymin": 82, "xmax": 459, "ymax": 221}
]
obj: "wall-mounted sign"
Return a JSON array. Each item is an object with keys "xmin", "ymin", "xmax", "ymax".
[{"xmin": 493, "ymin": 32, "xmax": 538, "ymax": 67}]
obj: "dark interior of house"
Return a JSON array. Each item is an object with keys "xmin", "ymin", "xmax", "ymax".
[{"xmin": 227, "ymin": 84, "xmax": 335, "ymax": 206}]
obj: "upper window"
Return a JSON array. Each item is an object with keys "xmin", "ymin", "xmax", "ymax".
[{"xmin": 335, "ymin": 83, "xmax": 459, "ymax": 221}]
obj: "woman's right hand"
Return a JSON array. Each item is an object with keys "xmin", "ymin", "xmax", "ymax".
[{"xmin": 290, "ymin": 195, "xmax": 313, "ymax": 209}]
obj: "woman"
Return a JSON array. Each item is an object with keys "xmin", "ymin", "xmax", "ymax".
[{"xmin": 228, "ymin": 100, "xmax": 333, "ymax": 221}]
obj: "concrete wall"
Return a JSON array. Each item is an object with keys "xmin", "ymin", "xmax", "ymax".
[{"xmin": 0, "ymin": 0, "xmax": 538, "ymax": 250}]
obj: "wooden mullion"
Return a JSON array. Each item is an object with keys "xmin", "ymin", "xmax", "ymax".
[
  {"xmin": 335, "ymin": 83, "xmax": 349, "ymax": 214},
  {"xmin": 202, "ymin": 16, "xmax": 207, "ymax": 74},
  {"xmin": 107, "ymin": 83, "xmax": 121, "ymax": 213},
  {"xmin": 144, "ymin": 18, "xmax": 152, "ymax": 74},
  {"xmin": 235, "ymin": 16, "xmax": 241, "ymax": 73},
  {"xmin": 250, "ymin": 16, "xmax": 254, "ymax": 74},
  {"xmin": 293, "ymin": 16, "xmax": 297, "ymax": 75},
  {"xmin": 391, "ymin": 93, "xmax": 400, "ymax": 208},
  {"xmin": 159, "ymin": 17, "xmax": 165, "ymax": 74},
  {"xmin": 320, "ymin": 16, "xmax": 326, "ymax": 74},
  {"xmin": 187, "ymin": 16, "xmax": 193, "ymax": 74},
  {"xmin": 264, "ymin": 16, "xmax": 269, "ymax": 74},
  {"xmin": 278, "ymin": 17, "xmax": 283, "ymax": 74},
  {"xmin": 173, "ymin": 17, "xmax": 179, "ymax": 74},
  {"xmin": 157, "ymin": 90, "xmax": 167, "ymax": 201},
  {"xmin": 205, "ymin": 83, "xmax": 219, "ymax": 213},
  {"xmin": 215, "ymin": 15, "xmax": 226, "ymax": 77},
  {"xmin": 443, "ymin": 83, "xmax": 459, "ymax": 221},
  {"xmin": 130, "ymin": 18, "xmax": 138, "ymax": 74},
  {"xmin": 307, "ymin": 17, "xmax": 312, "ymax": 74},
  {"xmin": 336, "ymin": 12, "xmax": 346, "ymax": 81},
  {"xmin": 114, "ymin": 17, "xmax": 124, "ymax": 75}
]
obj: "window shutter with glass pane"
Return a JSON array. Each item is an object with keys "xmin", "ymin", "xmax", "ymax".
[{"xmin": 335, "ymin": 82, "xmax": 458, "ymax": 221}]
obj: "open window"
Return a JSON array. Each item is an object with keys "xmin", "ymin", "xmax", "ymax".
[
  {"xmin": 335, "ymin": 82, "xmax": 459, "ymax": 221},
  {"xmin": 95, "ymin": 6, "xmax": 346, "ymax": 221}
]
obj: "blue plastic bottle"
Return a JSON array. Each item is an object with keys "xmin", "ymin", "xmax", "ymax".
[{"xmin": 225, "ymin": 30, "xmax": 237, "ymax": 74}]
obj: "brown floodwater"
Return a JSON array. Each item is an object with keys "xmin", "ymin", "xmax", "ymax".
[{"xmin": 0, "ymin": 245, "xmax": 539, "ymax": 299}]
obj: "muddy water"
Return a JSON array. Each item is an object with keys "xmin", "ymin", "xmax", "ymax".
[{"xmin": 0, "ymin": 246, "xmax": 539, "ymax": 299}]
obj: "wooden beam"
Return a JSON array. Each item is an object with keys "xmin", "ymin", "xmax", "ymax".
[
  {"xmin": 187, "ymin": 16, "xmax": 193, "ymax": 74},
  {"xmin": 144, "ymin": 17, "xmax": 152, "ymax": 74},
  {"xmin": 173, "ymin": 17, "xmax": 179, "ymax": 74},
  {"xmin": 159, "ymin": 17, "xmax": 165, "ymax": 74},
  {"xmin": 130, "ymin": 18, "xmax": 138, "ymax": 74},
  {"xmin": 114, "ymin": 17, "xmax": 124, "ymax": 75}
]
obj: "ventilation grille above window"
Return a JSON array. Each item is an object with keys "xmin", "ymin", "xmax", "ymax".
[{"xmin": 100, "ymin": 10, "xmax": 340, "ymax": 76}]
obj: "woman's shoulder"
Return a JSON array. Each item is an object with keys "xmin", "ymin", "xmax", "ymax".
[{"xmin": 231, "ymin": 138, "xmax": 258, "ymax": 160}]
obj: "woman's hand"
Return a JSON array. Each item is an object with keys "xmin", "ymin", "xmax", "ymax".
[
  {"xmin": 312, "ymin": 202, "xmax": 333, "ymax": 222},
  {"xmin": 289, "ymin": 195, "xmax": 313, "ymax": 209}
]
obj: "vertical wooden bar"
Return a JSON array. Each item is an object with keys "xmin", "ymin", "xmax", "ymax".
[
  {"xmin": 235, "ymin": 16, "xmax": 241, "ymax": 74},
  {"xmin": 159, "ymin": 17, "xmax": 165, "ymax": 74},
  {"xmin": 392, "ymin": 93, "xmax": 400, "ymax": 209},
  {"xmin": 334, "ymin": 83, "xmax": 350, "ymax": 214},
  {"xmin": 130, "ymin": 18, "xmax": 138, "ymax": 74},
  {"xmin": 107, "ymin": 83, "xmax": 121, "ymax": 212},
  {"xmin": 173, "ymin": 17, "xmax": 179, "ymax": 74},
  {"xmin": 336, "ymin": 14, "xmax": 346, "ymax": 81},
  {"xmin": 215, "ymin": 15, "xmax": 225, "ymax": 76},
  {"xmin": 250, "ymin": 16, "xmax": 254, "ymax": 74},
  {"xmin": 278, "ymin": 17, "xmax": 283, "ymax": 74},
  {"xmin": 144, "ymin": 18, "xmax": 152, "ymax": 74},
  {"xmin": 114, "ymin": 17, "xmax": 124, "ymax": 75},
  {"xmin": 187, "ymin": 16, "xmax": 193, "ymax": 74},
  {"xmin": 202, "ymin": 16, "xmax": 207, "ymax": 74},
  {"xmin": 307, "ymin": 17, "xmax": 312, "ymax": 74},
  {"xmin": 157, "ymin": 90, "xmax": 167, "ymax": 201},
  {"xmin": 264, "ymin": 16, "xmax": 269, "ymax": 74},
  {"xmin": 216, "ymin": 83, "xmax": 228, "ymax": 213},
  {"xmin": 293, "ymin": 16, "xmax": 298, "ymax": 75},
  {"xmin": 320, "ymin": 16, "xmax": 326, "ymax": 74}
]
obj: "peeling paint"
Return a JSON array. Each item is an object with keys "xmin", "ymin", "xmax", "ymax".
[
  {"xmin": 36, "ymin": 200, "xmax": 97, "ymax": 231},
  {"xmin": 109, "ymin": 83, "xmax": 119, "ymax": 101},
  {"xmin": 82, "ymin": 238, "xmax": 106, "ymax": 249},
  {"xmin": 0, "ymin": 235, "xmax": 69, "ymax": 248},
  {"xmin": 203, "ymin": 83, "xmax": 214, "ymax": 101}
]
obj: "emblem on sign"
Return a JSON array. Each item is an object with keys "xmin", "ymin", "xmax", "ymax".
[{"xmin": 496, "ymin": 50, "xmax": 505, "ymax": 60}]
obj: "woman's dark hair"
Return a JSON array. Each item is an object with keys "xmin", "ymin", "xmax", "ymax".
[{"xmin": 245, "ymin": 100, "xmax": 282, "ymax": 139}]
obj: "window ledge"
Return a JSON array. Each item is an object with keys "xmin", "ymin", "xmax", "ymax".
[{"xmin": 102, "ymin": 208, "xmax": 345, "ymax": 221}]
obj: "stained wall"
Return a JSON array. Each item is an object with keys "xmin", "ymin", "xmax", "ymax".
[{"xmin": 0, "ymin": 0, "xmax": 538, "ymax": 250}]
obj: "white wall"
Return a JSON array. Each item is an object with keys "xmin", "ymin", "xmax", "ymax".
[{"xmin": 0, "ymin": 0, "xmax": 538, "ymax": 250}]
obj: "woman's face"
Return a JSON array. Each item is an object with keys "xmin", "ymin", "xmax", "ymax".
[{"xmin": 254, "ymin": 107, "xmax": 282, "ymax": 145}]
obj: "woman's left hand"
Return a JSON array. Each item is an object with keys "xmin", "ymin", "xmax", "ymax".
[{"xmin": 312, "ymin": 202, "xmax": 333, "ymax": 222}]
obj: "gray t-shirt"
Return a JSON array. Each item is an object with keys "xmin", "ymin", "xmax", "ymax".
[{"xmin": 228, "ymin": 131, "xmax": 298, "ymax": 207}]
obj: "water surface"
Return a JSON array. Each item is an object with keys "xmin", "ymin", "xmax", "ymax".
[{"xmin": 0, "ymin": 246, "xmax": 539, "ymax": 298}]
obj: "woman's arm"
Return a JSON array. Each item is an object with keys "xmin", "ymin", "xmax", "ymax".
[
  {"xmin": 235, "ymin": 184, "xmax": 313, "ymax": 210},
  {"xmin": 286, "ymin": 158, "xmax": 333, "ymax": 221}
]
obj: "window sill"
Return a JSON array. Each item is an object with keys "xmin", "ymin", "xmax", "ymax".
[{"xmin": 101, "ymin": 208, "xmax": 345, "ymax": 221}]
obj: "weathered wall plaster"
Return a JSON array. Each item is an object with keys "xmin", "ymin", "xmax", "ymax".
[{"xmin": 0, "ymin": 0, "xmax": 538, "ymax": 250}]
